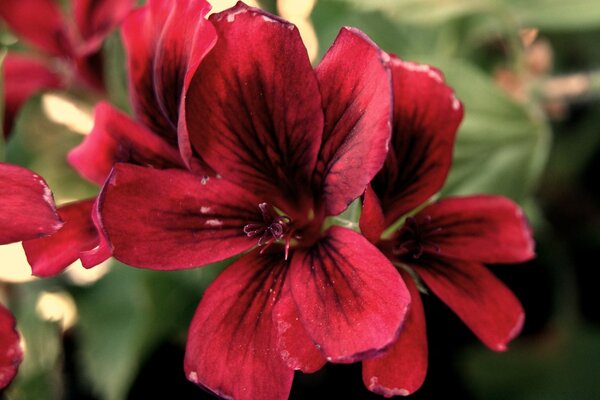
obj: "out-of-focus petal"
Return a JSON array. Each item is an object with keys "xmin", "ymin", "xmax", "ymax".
[
  {"xmin": 67, "ymin": 102, "xmax": 184, "ymax": 186},
  {"xmin": 0, "ymin": 162, "xmax": 63, "ymax": 244},
  {"xmin": 122, "ymin": 0, "xmax": 216, "ymax": 147},
  {"xmin": 415, "ymin": 196, "xmax": 535, "ymax": 264},
  {"xmin": 185, "ymin": 249, "xmax": 294, "ymax": 400},
  {"xmin": 414, "ymin": 257, "xmax": 524, "ymax": 351},
  {"xmin": 290, "ymin": 227, "xmax": 410, "ymax": 363},
  {"xmin": 372, "ymin": 58, "xmax": 463, "ymax": 227},
  {"xmin": 363, "ymin": 270, "xmax": 427, "ymax": 397},
  {"xmin": 315, "ymin": 27, "xmax": 392, "ymax": 216},
  {"xmin": 3, "ymin": 54, "xmax": 62, "ymax": 137},
  {"xmin": 0, "ymin": 0, "xmax": 72, "ymax": 56},
  {"xmin": 98, "ymin": 164, "xmax": 261, "ymax": 270},
  {"xmin": 0, "ymin": 304, "xmax": 22, "ymax": 389},
  {"xmin": 359, "ymin": 185, "xmax": 386, "ymax": 244},
  {"xmin": 23, "ymin": 199, "xmax": 99, "ymax": 277},
  {"xmin": 186, "ymin": 3, "xmax": 323, "ymax": 212}
]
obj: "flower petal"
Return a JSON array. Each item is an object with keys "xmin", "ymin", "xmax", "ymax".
[
  {"xmin": 290, "ymin": 227, "xmax": 410, "ymax": 362},
  {"xmin": 67, "ymin": 102, "xmax": 184, "ymax": 186},
  {"xmin": 362, "ymin": 270, "xmax": 427, "ymax": 397},
  {"xmin": 0, "ymin": 163, "xmax": 63, "ymax": 244},
  {"xmin": 359, "ymin": 185, "xmax": 386, "ymax": 244},
  {"xmin": 418, "ymin": 195, "xmax": 535, "ymax": 263},
  {"xmin": 3, "ymin": 54, "xmax": 62, "ymax": 137},
  {"xmin": 272, "ymin": 279, "xmax": 326, "ymax": 373},
  {"xmin": 73, "ymin": 0, "xmax": 135, "ymax": 55},
  {"xmin": 79, "ymin": 199, "xmax": 111, "ymax": 269},
  {"xmin": 372, "ymin": 58, "xmax": 464, "ymax": 227},
  {"xmin": 0, "ymin": 0, "xmax": 72, "ymax": 56},
  {"xmin": 0, "ymin": 304, "xmax": 22, "ymax": 389},
  {"xmin": 22, "ymin": 199, "xmax": 100, "ymax": 277},
  {"xmin": 186, "ymin": 3, "xmax": 323, "ymax": 210},
  {"xmin": 414, "ymin": 257, "xmax": 524, "ymax": 351},
  {"xmin": 315, "ymin": 27, "xmax": 392, "ymax": 216},
  {"xmin": 185, "ymin": 249, "xmax": 294, "ymax": 400},
  {"xmin": 122, "ymin": 0, "xmax": 216, "ymax": 146},
  {"xmin": 98, "ymin": 164, "xmax": 261, "ymax": 270}
]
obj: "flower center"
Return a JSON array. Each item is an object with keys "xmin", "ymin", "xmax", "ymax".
[
  {"xmin": 393, "ymin": 215, "xmax": 442, "ymax": 259},
  {"xmin": 244, "ymin": 203, "xmax": 295, "ymax": 259}
]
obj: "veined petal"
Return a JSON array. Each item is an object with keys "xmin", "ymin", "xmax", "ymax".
[
  {"xmin": 414, "ymin": 257, "xmax": 524, "ymax": 351},
  {"xmin": 417, "ymin": 196, "xmax": 535, "ymax": 263},
  {"xmin": 79, "ymin": 198, "xmax": 111, "ymax": 269},
  {"xmin": 0, "ymin": 305, "xmax": 22, "ymax": 389},
  {"xmin": 122, "ymin": 0, "xmax": 216, "ymax": 145},
  {"xmin": 185, "ymin": 249, "xmax": 294, "ymax": 400},
  {"xmin": 373, "ymin": 58, "xmax": 463, "ymax": 227},
  {"xmin": 186, "ymin": 3, "xmax": 323, "ymax": 209},
  {"xmin": 359, "ymin": 185, "xmax": 386, "ymax": 244},
  {"xmin": 67, "ymin": 102, "xmax": 184, "ymax": 186},
  {"xmin": 3, "ymin": 54, "xmax": 62, "ymax": 137},
  {"xmin": 0, "ymin": 163, "xmax": 63, "ymax": 245},
  {"xmin": 315, "ymin": 27, "xmax": 392, "ymax": 216},
  {"xmin": 23, "ymin": 198, "xmax": 99, "ymax": 277},
  {"xmin": 73, "ymin": 0, "xmax": 135, "ymax": 55},
  {"xmin": 0, "ymin": 0, "xmax": 72, "ymax": 56},
  {"xmin": 290, "ymin": 227, "xmax": 410, "ymax": 362},
  {"xmin": 272, "ymin": 280, "xmax": 326, "ymax": 373},
  {"xmin": 363, "ymin": 270, "xmax": 427, "ymax": 397},
  {"xmin": 98, "ymin": 164, "xmax": 261, "ymax": 270}
]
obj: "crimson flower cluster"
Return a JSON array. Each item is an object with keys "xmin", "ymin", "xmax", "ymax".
[{"xmin": 0, "ymin": 0, "xmax": 535, "ymax": 397}]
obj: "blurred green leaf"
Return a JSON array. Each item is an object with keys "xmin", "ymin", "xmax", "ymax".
[
  {"xmin": 463, "ymin": 324, "xmax": 600, "ymax": 400},
  {"xmin": 74, "ymin": 261, "xmax": 226, "ymax": 400},
  {"xmin": 103, "ymin": 32, "xmax": 131, "ymax": 114},
  {"xmin": 432, "ymin": 59, "xmax": 551, "ymax": 202},
  {"xmin": 506, "ymin": 0, "xmax": 600, "ymax": 31},
  {"xmin": 6, "ymin": 281, "xmax": 65, "ymax": 400}
]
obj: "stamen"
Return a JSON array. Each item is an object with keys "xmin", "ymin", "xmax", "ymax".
[{"xmin": 244, "ymin": 203, "xmax": 293, "ymax": 259}]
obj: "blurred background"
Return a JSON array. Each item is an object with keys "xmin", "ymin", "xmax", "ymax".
[{"xmin": 1, "ymin": 0, "xmax": 600, "ymax": 398}]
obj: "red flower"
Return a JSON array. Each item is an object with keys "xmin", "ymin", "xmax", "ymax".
[
  {"xmin": 358, "ymin": 58, "xmax": 536, "ymax": 396},
  {"xmin": 0, "ymin": 161, "xmax": 62, "ymax": 388},
  {"xmin": 98, "ymin": 3, "xmax": 411, "ymax": 399},
  {"xmin": 21, "ymin": 0, "xmax": 217, "ymax": 276},
  {"xmin": 0, "ymin": 0, "xmax": 135, "ymax": 136}
]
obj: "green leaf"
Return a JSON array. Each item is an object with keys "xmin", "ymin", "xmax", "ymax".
[
  {"xmin": 74, "ymin": 261, "xmax": 226, "ymax": 400},
  {"xmin": 103, "ymin": 32, "xmax": 131, "ymax": 114},
  {"xmin": 6, "ymin": 281, "xmax": 65, "ymax": 400},
  {"xmin": 431, "ymin": 59, "xmax": 551, "ymax": 202},
  {"xmin": 506, "ymin": 0, "xmax": 600, "ymax": 31}
]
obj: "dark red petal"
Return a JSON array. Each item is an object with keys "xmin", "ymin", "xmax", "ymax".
[
  {"xmin": 67, "ymin": 102, "xmax": 184, "ymax": 186},
  {"xmin": 359, "ymin": 185, "xmax": 386, "ymax": 244},
  {"xmin": 414, "ymin": 257, "xmax": 524, "ymax": 351},
  {"xmin": 372, "ymin": 57, "xmax": 464, "ymax": 227},
  {"xmin": 122, "ymin": 0, "xmax": 216, "ymax": 146},
  {"xmin": 363, "ymin": 270, "xmax": 427, "ymax": 397},
  {"xmin": 272, "ymin": 280, "xmax": 326, "ymax": 373},
  {"xmin": 0, "ymin": 0, "xmax": 72, "ymax": 56},
  {"xmin": 3, "ymin": 54, "xmax": 62, "ymax": 137},
  {"xmin": 185, "ymin": 249, "xmax": 294, "ymax": 400},
  {"xmin": 22, "ymin": 199, "xmax": 100, "ymax": 277},
  {"xmin": 290, "ymin": 227, "xmax": 410, "ymax": 362},
  {"xmin": 79, "ymin": 198, "xmax": 111, "ymax": 269},
  {"xmin": 99, "ymin": 164, "xmax": 261, "ymax": 270},
  {"xmin": 0, "ymin": 163, "xmax": 63, "ymax": 244},
  {"xmin": 315, "ymin": 27, "xmax": 392, "ymax": 216},
  {"xmin": 73, "ymin": 0, "xmax": 135, "ymax": 55},
  {"xmin": 418, "ymin": 195, "xmax": 535, "ymax": 263},
  {"xmin": 186, "ymin": 3, "xmax": 323, "ymax": 209},
  {"xmin": 0, "ymin": 305, "xmax": 22, "ymax": 389}
]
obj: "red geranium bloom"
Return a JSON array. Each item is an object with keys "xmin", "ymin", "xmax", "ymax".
[
  {"xmin": 98, "ymin": 3, "xmax": 411, "ymax": 399},
  {"xmin": 0, "ymin": 161, "xmax": 63, "ymax": 388},
  {"xmin": 357, "ymin": 59, "xmax": 536, "ymax": 396},
  {"xmin": 0, "ymin": 0, "xmax": 135, "ymax": 136},
  {"xmin": 21, "ymin": 0, "xmax": 216, "ymax": 276}
]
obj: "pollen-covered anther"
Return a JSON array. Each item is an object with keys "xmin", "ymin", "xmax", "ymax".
[
  {"xmin": 393, "ymin": 215, "xmax": 442, "ymax": 259},
  {"xmin": 243, "ymin": 203, "xmax": 294, "ymax": 259}
]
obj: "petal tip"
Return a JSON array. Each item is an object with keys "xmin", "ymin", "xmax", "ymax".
[{"xmin": 368, "ymin": 376, "xmax": 411, "ymax": 398}]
